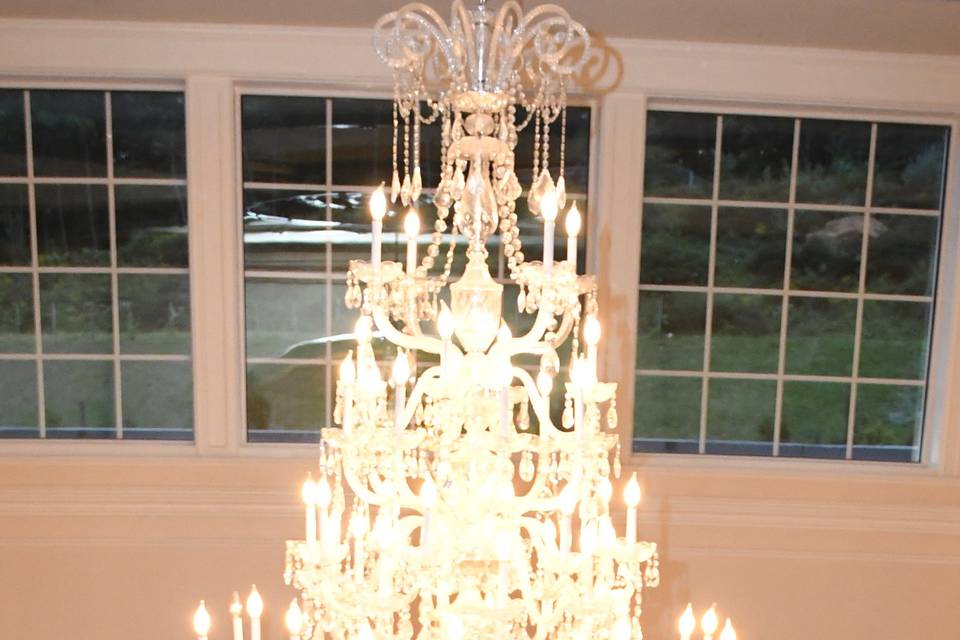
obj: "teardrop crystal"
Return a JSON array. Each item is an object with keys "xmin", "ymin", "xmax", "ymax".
[
  {"xmin": 400, "ymin": 173, "xmax": 412, "ymax": 207},
  {"xmin": 556, "ymin": 175, "xmax": 567, "ymax": 210},
  {"xmin": 391, "ymin": 169, "xmax": 401, "ymax": 204},
  {"xmin": 411, "ymin": 166, "xmax": 423, "ymax": 201}
]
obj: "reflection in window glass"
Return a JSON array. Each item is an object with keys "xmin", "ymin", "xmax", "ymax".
[
  {"xmin": 636, "ymin": 109, "xmax": 947, "ymax": 461},
  {"xmin": 0, "ymin": 88, "xmax": 192, "ymax": 441},
  {"xmin": 240, "ymin": 95, "xmax": 592, "ymax": 440}
]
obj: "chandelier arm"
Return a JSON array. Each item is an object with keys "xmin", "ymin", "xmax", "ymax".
[
  {"xmin": 398, "ymin": 365, "xmax": 441, "ymax": 427},
  {"xmin": 373, "ymin": 3, "xmax": 459, "ymax": 74},
  {"xmin": 511, "ymin": 6, "xmax": 591, "ymax": 76},
  {"xmin": 510, "ymin": 367, "xmax": 558, "ymax": 435},
  {"xmin": 451, "ymin": 0, "xmax": 479, "ymax": 89},
  {"xmin": 372, "ymin": 307, "xmax": 443, "ymax": 354},
  {"xmin": 506, "ymin": 304, "xmax": 554, "ymax": 355},
  {"xmin": 549, "ymin": 307, "xmax": 576, "ymax": 347},
  {"xmin": 486, "ymin": 1, "xmax": 523, "ymax": 89}
]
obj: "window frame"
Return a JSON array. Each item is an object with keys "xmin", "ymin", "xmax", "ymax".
[
  {"xmin": 231, "ymin": 84, "xmax": 599, "ymax": 447},
  {"xmin": 602, "ymin": 96, "xmax": 960, "ymax": 477},
  {"xmin": 0, "ymin": 79, "xmax": 194, "ymax": 447},
  {"xmin": 632, "ymin": 106, "xmax": 950, "ymax": 462}
]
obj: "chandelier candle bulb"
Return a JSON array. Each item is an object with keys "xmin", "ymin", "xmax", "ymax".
[
  {"xmin": 369, "ymin": 185, "xmax": 387, "ymax": 270},
  {"xmin": 719, "ymin": 619, "xmax": 737, "ymax": 640},
  {"xmin": 246, "ymin": 585, "xmax": 263, "ymax": 640},
  {"xmin": 301, "ymin": 475, "xmax": 317, "ymax": 544},
  {"xmin": 285, "ymin": 599, "xmax": 303, "ymax": 640},
  {"xmin": 679, "ymin": 604, "xmax": 696, "ymax": 640},
  {"xmin": 193, "ymin": 601, "xmax": 211, "ymax": 640},
  {"xmin": 565, "ymin": 202, "xmax": 581, "ymax": 267},
  {"xmin": 541, "ymin": 188, "xmax": 559, "ymax": 274},
  {"xmin": 702, "ymin": 604, "xmax": 719, "ymax": 640},
  {"xmin": 403, "ymin": 208, "xmax": 420, "ymax": 275},
  {"xmin": 229, "ymin": 592, "xmax": 243, "ymax": 640}
]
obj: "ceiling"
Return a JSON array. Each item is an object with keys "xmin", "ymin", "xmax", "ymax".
[{"xmin": 2, "ymin": 0, "xmax": 959, "ymax": 56}]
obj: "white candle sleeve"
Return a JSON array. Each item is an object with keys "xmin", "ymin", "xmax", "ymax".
[
  {"xmin": 543, "ymin": 220, "xmax": 555, "ymax": 273},
  {"xmin": 567, "ymin": 234, "xmax": 577, "ymax": 268},
  {"xmin": 371, "ymin": 219, "xmax": 383, "ymax": 269}
]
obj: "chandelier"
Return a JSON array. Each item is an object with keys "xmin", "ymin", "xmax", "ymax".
[{"xmin": 192, "ymin": 1, "xmax": 741, "ymax": 639}]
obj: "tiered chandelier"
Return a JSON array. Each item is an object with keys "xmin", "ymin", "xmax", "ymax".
[
  {"xmin": 193, "ymin": 1, "xmax": 741, "ymax": 639},
  {"xmin": 288, "ymin": 2, "xmax": 659, "ymax": 637}
]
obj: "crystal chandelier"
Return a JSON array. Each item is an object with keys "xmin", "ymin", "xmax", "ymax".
[
  {"xmin": 293, "ymin": 1, "xmax": 658, "ymax": 638},
  {"xmin": 193, "ymin": 1, "xmax": 739, "ymax": 639}
]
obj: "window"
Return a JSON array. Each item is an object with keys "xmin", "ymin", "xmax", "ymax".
[
  {"xmin": 0, "ymin": 88, "xmax": 192, "ymax": 440},
  {"xmin": 635, "ymin": 110, "xmax": 949, "ymax": 461},
  {"xmin": 239, "ymin": 93, "xmax": 591, "ymax": 442}
]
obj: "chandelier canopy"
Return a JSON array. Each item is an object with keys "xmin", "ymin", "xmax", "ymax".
[{"xmin": 195, "ymin": 2, "xmax": 738, "ymax": 640}]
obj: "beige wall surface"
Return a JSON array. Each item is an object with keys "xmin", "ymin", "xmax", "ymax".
[{"xmin": 0, "ymin": 18, "xmax": 959, "ymax": 640}]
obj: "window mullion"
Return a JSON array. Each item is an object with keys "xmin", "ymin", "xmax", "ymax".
[
  {"xmin": 844, "ymin": 123, "xmax": 879, "ymax": 460},
  {"xmin": 185, "ymin": 75, "xmax": 243, "ymax": 455},
  {"xmin": 772, "ymin": 118, "xmax": 802, "ymax": 456},
  {"xmin": 698, "ymin": 115, "xmax": 724, "ymax": 454}
]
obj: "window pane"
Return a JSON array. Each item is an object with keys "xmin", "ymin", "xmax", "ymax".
[
  {"xmin": 44, "ymin": 360, "xmax": 114, "ymax": 438},
  {"xmin": 0, "ymin": 183, "xmax": 30, "ymax": 265},
  {"xmin": 245, "ymin": 278, "xmax": 327, "ymax": 359},
  {"xmin": 119, "ymin": 274, "xmax": 191, "ymax": 355},
  {"xmin": 719, "ymin": 115, "xmax": 793, "ymax": 202},
  {"xmin": 785, "ymin": 297, "xmax": 857, "ymax": 377},
  {"xmin": 116, "ymin": 184, "xmax": 189, "ymax": 267},
  {"xmin": 853, "ymin": 384, "xmax": 922, "ymax": 462},
  {"xmin": 865, "ymin": 214, "xmax": 940, "ymax": 296},
  {"xmin": 636, "ymin": 290, "xmax": 705, "ymax": 371},
  {"xmin": 780, "ymin": 381, "xmax": 849, "ymax": 459},
  {"xmin": 643, "ymin": 111, "xmax": 715, "ymax": 198},
  {"xmin": 112, "ymin": 91, "xmax": 186, "ymax": 179},
  {"xmin": 791, "ymin": 210, "xmax": 863, "ymax": 292},
  {"xmin": 246, "ymin": 362, "xmax": 325, "ymax": 442},
  {"xmin": 331, "ymin": 98, "xmax": 394, "ymax": 187},
  {"xmin": 859, "ymin": 301, "xmax": 931, "ymax": 380},
  {"xmin": 241, "ymin": 95, "xmax": 326, "ymax": 184},
  {"xmin": 244, "ymin": 188, "xmax": 330, "ymax": 272},
  {"xmin": 40, "ymin": 273, "xmax": 112, "ymax": 354},
  {"xmin": 711, "ymin": 294, "xmax": 781, "ymax": 373},
  {"xmin": 0, "ymin": 90, "xmax": 26, "ymax": 176},
  {"xmin": 36, "ymin": 184, "xmax": 110, "ymax": 266},
  {"xmin": 0, "ymin": 273, "xmax": 34, "ymax": 353},
  {"xmin": 639, "ymin": 204, "xmax": 711, "ymax": 286},
  {"xmin": 796, "ymin": 119, "xmax": 870, "ymax": 205},
  {"xmin": 705, "ymin": 378, "xmax": 775, "ymax": 456},
  {"xmin": 0, "ymin": 360, "xmax": 37, "ymax": 437},
  {"xmin": 633, "ymin": 375, "xmax": 700, "ymax": 453},
  {"xmin": 31, "ymin": 90, "xmax": 106, "ymax": 177},
  {"xmin": 121, "ymin": 361, "xmax": 192, "ymax": 440},
  {"xmin": 714, "ymin": 207, "xmax": 787, "ymax": 289},
  {"xmin": 872, "ymin": 124, "xmax": 948, "ymax": 210}
]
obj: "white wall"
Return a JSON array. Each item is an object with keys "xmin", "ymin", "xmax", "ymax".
[{"xmin": 0, "ymin": 19, "xmax": 959, "ymax": 640}]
